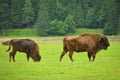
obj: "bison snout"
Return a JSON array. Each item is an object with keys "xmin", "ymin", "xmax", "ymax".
[{"xmin": 35, "ymin": 56, "xmax": 41, "ymax": 62}]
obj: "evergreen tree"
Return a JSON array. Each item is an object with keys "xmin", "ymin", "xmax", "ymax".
[
  {"xmin": 86, "ymin": 0, "xmax": 104, "ymax": 28},
  {"xmin": 10, "ymin": 0, "xmax": 24, "ymax": 28},
  {"xmin": 30, "ymin": 0, "xmax": 40, "ymax": 24},
  {"xmin": 48, "ymin": 20, "xmax": 68, "ymax": 35},
  {"xmin": 103, "ymin": 0, "xmax": 118, "ymax": 35},
  {"xmin": 118, "ymin": 15, "xmax": 120, "ymax": 34},
  {"xmin": 35, "ymin": 1, "xmax": 49, "ymax": 36},
  {"xmin": 85, "ymin": 7, "xmax": 95, "ymax": 28},
  {"xmin": 22, "ymin": 0, "xmax": 34, "ymax": 27},
  {"xmin": 74, "ymin": 1, "xmax": 84, "ymax": 28},
  {"xmin": 65, "ymin": 14, "xmax": 76, "ymax": 33},
  {"xmin": 56, "ymin": 0, "xmax": 67, "ymax": 21},
  {"xmin": 48, "ymin": 0, "xmax": 58, "ymax": 21},
  {"xmin": 0, "ymin": 0, "xmax": 10, "ymax": 35},
  {"xmin": 80, "ymin": 0, "xmax": 89, "ymax": 24}
]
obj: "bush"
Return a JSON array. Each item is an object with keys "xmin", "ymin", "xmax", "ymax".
[
  {"xmin": 103, "ymin": 22, "xmax": 117, "ymax": 35},
  {"xmin": 65, "ymin": 14, "xmax": 76, "ymax": 33},
  {"xmin": 48, "ymin": 20, "xmax": 68, "ymax": 35}
]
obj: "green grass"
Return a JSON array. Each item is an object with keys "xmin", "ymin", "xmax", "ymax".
[
  {"xmin": 0, "ymin": 28, "xmax": 103, "ymax": 37},
  {"xmin": 0, "ymin": 39, "xmax": 120, "ymax": 80},
  {"xmin": 1, "ymin": 29, "xmax": 38, "ymax": 37},
  {"xmin": 68, "ymin": 28, "xmax": 103, "ymax": 35}
]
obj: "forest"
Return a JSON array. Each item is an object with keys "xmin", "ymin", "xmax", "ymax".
[{"xmin": 0, "ymin": 0, "xmax": 120, "ymax": 36}]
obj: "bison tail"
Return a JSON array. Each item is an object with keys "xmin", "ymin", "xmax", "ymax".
[
  {"xmin": 2, "ymin": 40, "xmax": 10, "ymax": 46},
  {"xmin": 5, "ymin": 40, "xmax": 12, "ymax": 52}
]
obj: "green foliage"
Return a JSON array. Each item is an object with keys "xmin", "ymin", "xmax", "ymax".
[
  {"xmin": 118, "ymin": 16, "xmax": 120, "ymax": 34},
  {"xmin": 103, "ymin": 21, "xmax": 118, "ymax": 35},
  {"xmin": 65, "ymin": 14, "xmax": 76, "ymax": 33},
  {"xmin": 47, "ymin": 0, "xmax": 58, "ymax": 21},
  {"xmin": 10, "ymin": 0, "xmax": 25, "ymax": 28},
  {"xmin": 73, "ymin": 2, "xmax": 84, "ymax": 27},
  {"xmin": 30, "ymin": 0, "xmax": 40, "ymax": 22},
  {"xmin": 35, "ymin": 2, "xmax": 49, "ymax": 36},
  {"xmin": 48, "ymin": 20, "xmax": 68, "ymax": 35},
  {"xmin": 1, "ymin": 0, "xmax": 120, "ymax": 35},
  {"xmin": 85, "ymin": 8, "xmax": 95, "ymax": 28},
  {"xmin": 0, "ymin": 0, "xmax": 10, "ymax": 28},
  {"xmin": 102, "ymin": 0, "xmax": 118, "ymax": 35},
  {"xmin": 0, "ymin": 0, "xmax": 10, "ymax": 36},
  {"xmin": 22, "ymin": 0, "xmax": 34, "ymax": 27},
  {"xmin": 85, "ymin": 0, "xmax": 104, "ymax": 28}
]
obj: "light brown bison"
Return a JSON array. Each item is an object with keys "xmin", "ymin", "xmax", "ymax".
[
  {"xmin": 2, "ymin": 39, "xmax": 41, "ymax": 62},
  {"xmin": 59, "ymin": 33, "xmax": 110, "ymax": 62}
]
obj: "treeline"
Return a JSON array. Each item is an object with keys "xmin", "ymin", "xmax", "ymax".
[{"xmin": 0, "ymin": 0, "xmax": 120, "ymax": 36}]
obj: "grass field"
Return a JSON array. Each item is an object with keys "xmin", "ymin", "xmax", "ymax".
[
  {"xmin": 0, "ymin": 37, "xmax": 120, "ymax": 80},
  {"xmin": 0, "ymin": 28, "xmax": 103, "ymax": 37}
]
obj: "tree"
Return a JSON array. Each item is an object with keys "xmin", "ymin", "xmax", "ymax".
[
  {"xmin": 85, "ymin": 0, "xmax": 104, "ymax": 28},
  {"xmin": 30, "ymin": 0, "xmax": 40, "ymax": 24},
  {"xmin": 48, "ymin": 20, "xmax": 68, "ymax": 35},
  {"xmin": 74, "ymin": 2, "xmax": 84, "ymax": 28},
  {"xmin": 0, "ymin": 0, "xmax": 10, "ymax": 36},
  {"xmin": 56, "ymin": 0, "xmax": 67, "ymax": 21},
  {"xmin": 85, "ymin": 7, "xmax": 96, "ymax": 28},
  {"xmin": 103, "ymin": 0, "xmax": 118, "ymax": 35},
  {"xmin": 65, "ymin": 14, "xmax": 76, "ymax": 33},
  {"xmin": 48, "ymin": 0, "xmax": 58, "ymax": 21},
  {"xmin": 22, "ymin": 0, "xmax": 34, "ymax": 27},
  {"xmin": 10, "ymin": 0, "xmax": 24, "ymax": 28},
  {"xmin": 103, "ymin": 22, "xmax": 116, "ymax": 35},
  {"xmin": 35, "ymin": 1, "xmax": 49, "ymax": 36},
  {"xmin": 118, "ymin": 15, "xmax": 120, "ymax": 34}
]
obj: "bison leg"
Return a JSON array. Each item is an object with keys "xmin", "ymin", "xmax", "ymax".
[
  {"xmin": 59, "ymin": 50, "xmax": 68, "ymax": 62},
  {"xmin": 69, "ymin": 51, "xmax": 74, "ymax": 62},
  {"xmin": 26, "ymin": 54, "xmax": 30, "ymax": 62},
  {"xmin": 91, "ymin": 53, "xmax": 96, "ymax": 62},
  {"xmin": 87, "ymin": 52, "xmax": 91, "ymax": 61},
  {"xmin": 9, "ymin": 51, "xmax": 16, "ymax": 62},
  {"xmin": 9, "ymin": 52, "xmax": 12, "ymax": 62}
]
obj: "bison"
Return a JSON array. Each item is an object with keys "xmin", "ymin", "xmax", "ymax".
[
  {"xmin": 2, "ymin": 39, "xmax": 41, "ymax": 62},
  {"xmin": 59, "ymin": 33, "xmax": 110, "ymax": 62}
]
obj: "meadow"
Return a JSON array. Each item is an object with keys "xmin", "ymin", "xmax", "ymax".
[
  {"xmin": 0, "ymin": 28, "xmax": 120, "ymax": 80},
  {"xmin": 0, "ymin": 37, "xmax": 120, "ymax": 80}
]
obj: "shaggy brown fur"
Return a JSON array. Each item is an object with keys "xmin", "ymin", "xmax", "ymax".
[
  {"xmin": 59, "ymin": 33, "xmax": 110, "ymax": 62},
  {"xmin": 2, "ymin": 39, "xmax": 41, "ymax": 62}
]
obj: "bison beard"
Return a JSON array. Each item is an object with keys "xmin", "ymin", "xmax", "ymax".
[
  {"xmin": 59, "ymin": 33, "xmax": 110, "ymax": 62},
  {"xmin": 2, "ymin": 39, "xmax": 41, "ymax": 62}
]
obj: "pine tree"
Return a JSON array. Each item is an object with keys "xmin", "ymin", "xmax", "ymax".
[
  {"xmin": 118, "ymin": 15, "xmax": 120, "ymax": 34},
  {"xmin": 0, "ymin": 0, "xmax": 10, "ymax": 36},
  {"xmin": 48, "ymin": 0, "xmax": 58, "ymax": 21},
  {"xmin": 22, "ymin": 0, "xmax": 34, "ymax": 27},
  {"xmin": 35, "ymin": 1, "xmax": 49, "ymax": 36},
  {"xmin": 74, "ymin": 2, "xmax": 84, "ymax": 28},
  {"xmin": 103, "ymin": 0, "xmax": 118, "ymax": 35},
  {"xmin": 85, "ymin": 0, "xmax": 104, "ymax": 28},
  {"xmin": 31, "ymin": 0, "xmax": 40, "ymax": 23},
  {"xmin": 10, "ymin": 0, "xmax": 24, "ymax": 28},
  {"xmin": 65, "ymin": 14, "xmax": 76, "ymax": 33}
]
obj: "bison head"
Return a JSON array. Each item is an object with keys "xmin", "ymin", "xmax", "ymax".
[
  {"xmin": 100, "ymin": 37, "xmax": 110, "ymax": 50},
  {"xmin": 31, "ymin": 54, "xmax": 41, "ymax": 62},
  {"xmin": 30, "ymin": 50, "xmax": 41, "ymax": 62}
]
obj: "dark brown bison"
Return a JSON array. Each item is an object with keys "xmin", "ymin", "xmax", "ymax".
[
  {"xmin": 59, "ymin": 33, "xmax": 110, "ymax": 62},
  {"xmin": 2, "ymin": 39, "xmax": 41, "ymax": 62}
]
